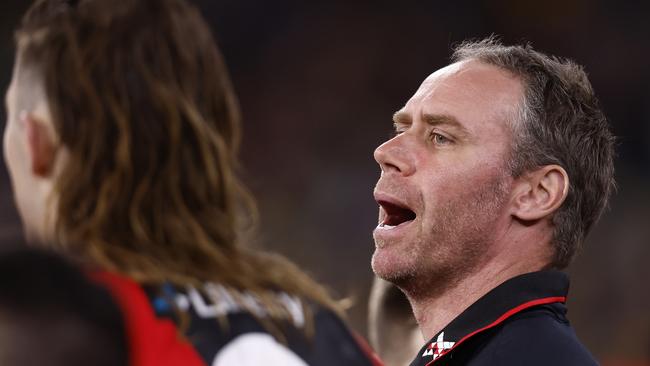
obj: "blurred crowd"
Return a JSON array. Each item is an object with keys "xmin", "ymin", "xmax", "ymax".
[{"xmin": 0, "ymin": 0, "xmax": 648, "ymax": 363}]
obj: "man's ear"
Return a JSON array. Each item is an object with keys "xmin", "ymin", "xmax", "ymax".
[
  {"xmin": 20, "ymin": 111, "xmax": 58, "ymax": 178},
  {"xmin": 511, "ymin": 165, "xmax": 569, "ymax": 222}
]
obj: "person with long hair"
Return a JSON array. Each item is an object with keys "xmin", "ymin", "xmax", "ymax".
[{"xmin": 3, "ymin": 0, "xmax": 382, "ymax": 365}]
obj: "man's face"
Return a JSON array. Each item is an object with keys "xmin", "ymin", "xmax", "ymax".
[{"xmin": 371, "ymin": 60, "xmax": 524, "ymax": 292}]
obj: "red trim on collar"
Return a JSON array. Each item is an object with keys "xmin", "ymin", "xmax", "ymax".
[{"xmin": 426, "ymin": 296, "xmax": 566, "ymax": 365}]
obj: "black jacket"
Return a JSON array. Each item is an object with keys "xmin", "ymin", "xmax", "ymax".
[{"xmin": 410, "ymin": 271, "xmax": 598, "ymax": 366}]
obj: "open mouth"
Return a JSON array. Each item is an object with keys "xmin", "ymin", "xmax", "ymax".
[{"xmin": 378, "ymin": 199, "xmax": 416, "ymax": 228}]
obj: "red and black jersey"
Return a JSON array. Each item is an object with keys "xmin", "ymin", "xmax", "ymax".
[
  {"xmin": 410, "ymin": 271, "xmax": 598, "ymax": 366},
  {"xmin": 92, "ymin": 271, "xmax": 383, "ymax": 366}
]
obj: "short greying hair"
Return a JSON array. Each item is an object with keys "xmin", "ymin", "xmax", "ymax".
[{"xmin": 452, "ymin": 37, "xmax": 615, "ymax": 268}]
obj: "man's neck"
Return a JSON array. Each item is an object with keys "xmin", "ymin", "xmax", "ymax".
[{"xmin": 407, "ymin": 260, "xmax": 547, "ymax": 342}]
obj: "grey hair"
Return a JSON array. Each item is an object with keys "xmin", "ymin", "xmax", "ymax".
[{"xmin": 452, "ymin": 36, "xmax": 616, "ymax": 268}]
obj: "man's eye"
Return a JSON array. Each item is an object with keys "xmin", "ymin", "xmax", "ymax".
[{"xmin": 432, "ymin": 133, "xmax": 452, "ymax": 145}]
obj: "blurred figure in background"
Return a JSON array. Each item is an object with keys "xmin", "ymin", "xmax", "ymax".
[
  {"xmin": 368, "ymin": 278, "xmax": 420, "ymax": 366},
  {"xmin": 3, "ymin": 0, "xmax": 382, "ymax": 365},
  {"xmin": 370, "ymin": 38, "xmax": 614, "ymax": 365},
  {"xmin": 0, "ymin": 248, "xmax": 127, "ymax": 366}
]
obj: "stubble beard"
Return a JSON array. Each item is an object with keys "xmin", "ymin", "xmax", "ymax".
[{"xmin": 373, "ymin": 173, "xmax": 511, "ymax": 300}]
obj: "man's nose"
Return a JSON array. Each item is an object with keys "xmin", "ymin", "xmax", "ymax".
[{"xmin": 373, "ymin": 134, "xmax": 416, "ymax": 176}]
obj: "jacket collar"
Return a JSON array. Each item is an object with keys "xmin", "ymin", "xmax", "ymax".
[{"xmin": 411, "ymin": 270, "xmax": 569, "ymax": 365}]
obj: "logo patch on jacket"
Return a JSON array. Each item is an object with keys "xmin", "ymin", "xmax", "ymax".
[{"xmin": 422, "ymin": 332, "xmax": 455, "ymax": 360}]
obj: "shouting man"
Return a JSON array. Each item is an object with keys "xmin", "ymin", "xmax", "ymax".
[{"xmin": 371, "ymin": 38, "xmax": 613, "ymax": 366}]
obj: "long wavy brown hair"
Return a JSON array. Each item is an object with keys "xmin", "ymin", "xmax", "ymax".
[{"xmin": 16, "ymin": 0, "xmax": 340, "ymax": 324}]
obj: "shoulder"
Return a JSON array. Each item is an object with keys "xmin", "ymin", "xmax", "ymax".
[
  {"xmin": 483, "ymin": 305, "xmax": 599, "ymax": 366},
  {"xmin": 187, "ymin": 298, "xmax": 382, "ymax": 366},
  {"xmin": 212, "ymin": 332, "xmax": 310, "ymax": 366},
  {"xmin": 92, "ymin": 272, "xmax": 381, "ymax": 366},
  {"xmin": 306, "ymin": 306, "xmax": 383, "ymax": 366},
  {"xmin": 212, "ymin": 307, "xmax": 382, "ymax": 366}
]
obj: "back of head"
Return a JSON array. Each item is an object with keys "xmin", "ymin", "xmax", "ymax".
[
  {"xmin": 17, "ymin": 0, "xmax": 244, "ymax": 282},
  {"xmin": 0, "ymin": 249, "xmax": 127, "ymax": 366},
  {"xmin": 452, "ymin": 37, "xmax": 616, "ymax": 268},
  {"xmin": 14, "ymin": 0, "xmax": 338, "ymax": 318}
]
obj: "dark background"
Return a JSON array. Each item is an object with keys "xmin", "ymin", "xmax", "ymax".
[{"xmin": 0, "ymin": 0, "xmax": 648, "ymax": 363}]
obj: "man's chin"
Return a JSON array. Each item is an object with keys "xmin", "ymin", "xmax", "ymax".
[{"xmin": 371, "ymin": 247, "xmax": 416, "ymax": 286}]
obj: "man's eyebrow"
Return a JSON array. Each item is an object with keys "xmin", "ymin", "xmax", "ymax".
[
  {"xmin": 425, "ymin": 113, "xmax": 471, "ymax": 138},
  {"xmin": 393, "ymin": 111, "xmax": 470, "ymax": 136},
  {"xmin": 421, "ymin": 113, "xmax": 466, "ymax": 132}
]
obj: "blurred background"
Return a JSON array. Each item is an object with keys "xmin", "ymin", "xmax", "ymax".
[{"xmin": 0, "ymin": 0, "xmax": 648, "ymax": 364}]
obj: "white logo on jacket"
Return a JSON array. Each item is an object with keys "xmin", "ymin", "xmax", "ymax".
[{"xmin": 422, "ymin": 332, "xmax": 455, "ymax": 359}]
